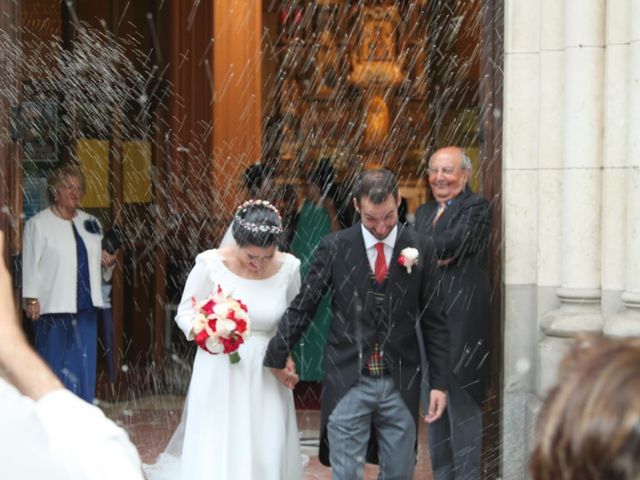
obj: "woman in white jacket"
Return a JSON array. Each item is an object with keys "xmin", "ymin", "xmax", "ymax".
[{"xmin": 22, "ymin": 165, "xmax": 115, "ymax": 403}]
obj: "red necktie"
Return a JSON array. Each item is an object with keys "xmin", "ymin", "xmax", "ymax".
[{"xmin": 374, "ymin": 242, "xmax": 388, "ymax": 284}]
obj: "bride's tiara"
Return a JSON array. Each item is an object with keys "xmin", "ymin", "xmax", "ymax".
[{"xmin": 234, "ymin": 200, "xmax": 283, "ymax": 235}]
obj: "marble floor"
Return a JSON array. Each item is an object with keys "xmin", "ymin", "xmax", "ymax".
[{"xmin": 99, "ymin": 395, "xmax": 435, "ymax": 479}]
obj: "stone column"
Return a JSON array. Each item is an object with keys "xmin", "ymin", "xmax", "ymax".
[
  {"xmin": 537, "ymin": 0, "xmax": 565, "ymax": 304},
  {"xmin": 503, "ymin": 1, "xmax": 542, "ymax": 476},
  {"xmin": 543, "ymin": 0, "xmax": 606, "ymax": 339},
  {"xmin": 526, "ymin": 0, "xmax": 567, "ymax": 466},
  {"xmin": 605, "ymin": 0, "xmax": 640, "ymax": 336},
  {"xmin": 600, "ymin": 0, "xmax": 630, "ymax": 318}
]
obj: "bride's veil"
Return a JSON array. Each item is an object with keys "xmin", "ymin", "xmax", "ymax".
[{"xmin": 142, "ymin": 391, "xmax": 190, "ymax": 479}]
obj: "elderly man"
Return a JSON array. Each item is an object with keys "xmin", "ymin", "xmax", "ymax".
[{"xmin": 414, "ymin": 146, "xmax": 491, "ymax": 480}]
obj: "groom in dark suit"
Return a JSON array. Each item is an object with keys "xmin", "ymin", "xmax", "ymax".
[
  {"xmin": 414, "ymin": 146, "xmax": 491, "ymax": 480},
  {"xmin": 265, "ymin": 169, "xmax": 449, "ymax": 479}
]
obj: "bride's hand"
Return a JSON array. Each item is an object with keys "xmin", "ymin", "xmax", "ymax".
[{"xmin": 270, "ymin": 367, "xmax": 299, "ymax": 390}]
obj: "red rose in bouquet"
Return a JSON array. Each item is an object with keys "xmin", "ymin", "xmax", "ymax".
[{"xmin": 191, "ymin": 285, "xmax": 251, "ymax": 364}]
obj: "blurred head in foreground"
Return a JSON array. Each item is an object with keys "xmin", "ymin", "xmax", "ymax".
[{"xmin": 530, "ymin": 336, "xmax": 640, "ymax": 480}]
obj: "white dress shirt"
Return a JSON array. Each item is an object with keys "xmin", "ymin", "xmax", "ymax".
[
  {"xmin": 22, "ymin": 207, "xmax": 105, "ymax": 313},
  {"xmin": 360, "ymin": 224, "xmax": 398, "ymax": 273},
  {"xmin": 0, "ymin": 378, "xmax": 143, "ymax": 480}
]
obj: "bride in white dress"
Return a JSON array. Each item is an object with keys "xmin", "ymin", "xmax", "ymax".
[{"xmin": 145, "ymin": 200, "xmax": 303, "ymax": 480}]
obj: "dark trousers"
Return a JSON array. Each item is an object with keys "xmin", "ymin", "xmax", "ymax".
[
  {"xmin": 427, "ymin": 378, "xmax": 482, "ymax": 480},
  {"xmin": 98, "ymin": 308, "xmax": 116, "ymax": 383}
]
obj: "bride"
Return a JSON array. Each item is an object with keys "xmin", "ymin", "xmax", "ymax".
[{"xmin": 145, "ymin": 200, "xmax": 303, "ymax": 480}]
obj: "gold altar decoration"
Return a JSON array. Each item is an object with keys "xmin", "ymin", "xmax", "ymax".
[
  {"xmin": 312, "ymin": 30, "xmax": 341, "ymax": 98},
  {"xmin": 347, "ymin": 5, "xmax": 406, "ymax": 158},
  {"xmin": 279, "ymin": 78, "xmax": 301, "ymax": 160},
  {"xmin": 348, "ymin": 5, "xmax": 404, "ymax": 87},
  {"xmin": 267, "ymin": 1, "xmax": 434, "ymax": 175},
  {"xmin": 364, "ymin": 94, "xmax": 389, "ymax": 148}
]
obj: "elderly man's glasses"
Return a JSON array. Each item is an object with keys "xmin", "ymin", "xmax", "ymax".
[{"xmin": 427, "ymin": 167, "xmax": 457, "ymax": 176}]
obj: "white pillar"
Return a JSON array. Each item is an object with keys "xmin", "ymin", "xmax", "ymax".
[
  {"xmin": 536, "ymin": 0, "xmax": 567, "ymax": 399},
  {"xmin": 600, "ymin": 0, "xmax": 630, "ymax": 317},
  {"xmin": 503, "ymin": 0, "xmax": 542, "ymax": 476},
  {"xmin": 605, "ymin": 0, "xmax": 640, "ymax": 336},
  {"xmin": 543, "ymin": 0, "xmax": 606, "ymax": 335},
  {"xmin": 537, "ymin": 0, "xmax": 564, "ymax": 290}
]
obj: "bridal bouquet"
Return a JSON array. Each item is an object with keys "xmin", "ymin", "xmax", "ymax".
[{"xmin": 191, "ymin": 285, "xmax": 251, "ymax": 364}]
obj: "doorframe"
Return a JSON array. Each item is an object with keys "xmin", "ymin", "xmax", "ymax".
[
  {"xmin": 478, "ymin": 0, "xmax": 504, "ymax": 477},
  {"xmin": 0, "ymin": 1, "xmax": 22, "ymax": 307}
]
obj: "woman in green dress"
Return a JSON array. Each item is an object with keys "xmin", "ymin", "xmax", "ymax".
[{"xmin": 290, "ymin": 159, "xmax": 340, "ymax": 381}]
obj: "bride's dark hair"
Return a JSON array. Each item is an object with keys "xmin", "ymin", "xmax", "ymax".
[{"xmin": 232, "ymin": 200, "xmax": 283, "ymax": 248}]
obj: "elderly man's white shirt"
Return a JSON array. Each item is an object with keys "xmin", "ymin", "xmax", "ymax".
[
  {"xmin": 0, "ymin": 378, "xmax": 143, "ymax": 479},
  {"xmin": 22, "ymin": 207, "xmax": 105, "ymax": 313}
]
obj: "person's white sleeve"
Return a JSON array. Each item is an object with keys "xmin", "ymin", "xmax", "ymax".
[
  {"xmin": 22, "ymin": 218, "xmax": 43, "ymax": 300},
  {"xmin": 175, "ymin": 254, "xmax": 214, "ymax": 339},
  {"xmin": 218, "ymin": 222, "xmax": 236, "ymax": 248},
  {"xmin": 286, "ymin": 257, "xmax": 302, "ymax": 305},
  {"xmin": 36, "ymin": 389, "xmax": 144, "ymax": 480},
  {"xmin": 0, "ymin": 380, "xmax": 71, "ymax": 480}
]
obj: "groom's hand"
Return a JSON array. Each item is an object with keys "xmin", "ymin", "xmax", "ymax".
[
  {"xmin": 285, "ymin": 355, "xmax": 297, "ymax": 375},
  {"xmin": 270, "ymin": 356, "xmax": 300, "ymax": 390},
  {"xmin": 269, "ymin": 367, "xmax": 299, "ymax": 389},
  {"xmin": 424, "ymin": 389, "xmax": 447, "ymax": 423}
]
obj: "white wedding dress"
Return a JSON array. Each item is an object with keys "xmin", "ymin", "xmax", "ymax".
[{"xmin": 144, "ymin": 249, "xmax": 303, "ymax": 480}]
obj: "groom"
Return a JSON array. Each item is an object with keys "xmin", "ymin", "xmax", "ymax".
[{"xmin": 265, "ymin": 169, "xmax": 449, "ymax": 479}]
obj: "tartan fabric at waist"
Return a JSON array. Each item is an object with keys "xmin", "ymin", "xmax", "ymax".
[
  {"xmin": 364, "ymin": 271, "xmax": 390, "ymax": 376},
  {"xmin": 363, "ymin": 343, "xmax": 389, "ymax": 376}
]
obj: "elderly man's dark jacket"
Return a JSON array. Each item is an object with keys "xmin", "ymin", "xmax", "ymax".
[
  {"xmin": 414, "ymin": 187, "xmax": 491, "ymax": 405},
  {"xmin": 264, "ymin": 222, "xmax": 449, "ymax": 466}
]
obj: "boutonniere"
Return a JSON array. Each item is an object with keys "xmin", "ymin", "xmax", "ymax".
[
  {"xmin": 83, "ymin": 218, "xmax": 102, "ymax": 235},
  {"xmin": 398, "ymin": 247, "xmax": 419, "ymax": 273}
]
